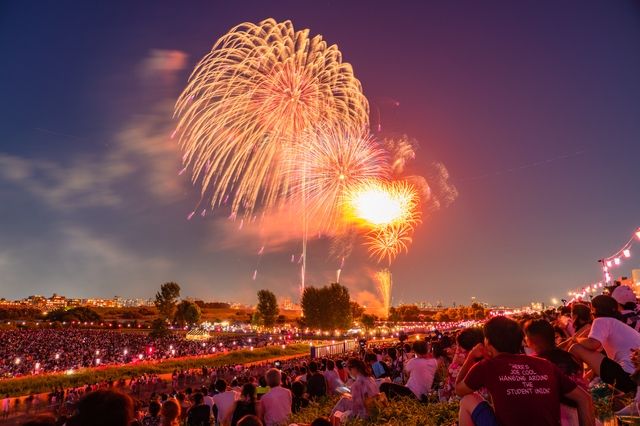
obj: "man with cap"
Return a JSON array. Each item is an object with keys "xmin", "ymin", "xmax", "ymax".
[{"xmin": 611, "ymin": 285, "xmax": 640, "ymax": 331}]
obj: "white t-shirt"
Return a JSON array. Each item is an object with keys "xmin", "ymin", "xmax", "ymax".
[
  {"xmin": 203, "ymin": 394, "xmax": 214, "ymax": 411},
  {"xmin": 404, "ymin": 357, "xmax": 437, "ymax": 398},
  {"xmin": 589, "ymin": 317, "xmax": 640, "ymax": 373},
  {"xmin": 261, "ymin": 386, "xmax": 292, "ymax": 426},
  {"xmin": 212, "ymin": 390, "xmax": 237, "ymax": 424},
  {"xmin": 323, "ymin": 370, "xmax": 342, "ymax": 393}
]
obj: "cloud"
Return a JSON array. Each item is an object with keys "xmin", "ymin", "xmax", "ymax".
[
  {"xmin": 61, "ymin": 226, "xmax": 172, "ymax": 271},
  {"xmin": 0, "ymin": 224, "xmax": 173, "ymax": 298},
  {"xmin": 0, "ymin": 153, "xmax": 128, "ymax": 210},
  {"xmin": 137, "ymin": 49, "xmax": 188, "ymax": 81},
  {"xmin": 0, "ymin": 50, "xmax": 189, "ymax": 212}
]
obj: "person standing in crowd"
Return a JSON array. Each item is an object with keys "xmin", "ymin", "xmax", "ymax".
[
  {"xmin": 569, "ymin": 295, "xmax": 640, "ymax": 393},
  {"xmin": 202, "ymin": 386, "xmax": 214, "ymax": 414},
  {"xmin": 213, "ymin": 379, "xmax": 238, "ymax": 426},
  {"xmin": 231, "ymin": 383, "xmax": 260, "ymax": 426},
  {"xmin": 160, "ymin": 399, "xmax": 181, "ymax": 426},
  {"xmin": 456, "ymin": 316, "xmax": 595, "ymax": 426},
  {"xmin": 260, "ymin": 368, "xmax": 292, "ymax": 426},
  {"xmin": 141, "ymin": 400, "xmax": 161, "ymax": 426},
  {"xmin": 2, "ymin": 394, "xmax": 9, "ymax": 420},
  {"xmin": 306, "ymin": 361, "xmax": 327, "ymax": 399},
  {"xmin": 187, "ymin": 393, "xmax": 211, "ymax": 426}
]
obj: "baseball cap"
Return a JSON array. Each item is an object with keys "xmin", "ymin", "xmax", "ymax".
[{"xmin": 611, "ymin": 285, "xmax": 637, "ymax": 306}]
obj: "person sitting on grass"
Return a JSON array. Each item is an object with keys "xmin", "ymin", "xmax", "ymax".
[
  {"xmin": 323, "ymin": 359, "xmax": 343, "ymax": 394},
  {"xmin": 569, "ymin": 295, "xmax": 640, "ymax": 394},
  {"xmin": 306, "ymin": 361, "xmax": 327, "ymax": 399},
  {"xmin": 291, "ymin": 381, "xmax": 309, "ymax": 413},
  {"xmin": 456, "ymin": 316, "xmax": 595, "ymax": 426},
  {"xmin": 380, "ymin": 340, "xmax": 437, "ymax": 400},
  {"xmin": 525, "ymin": 318, "xmax": 588, "ymax": 425},
  {"xmin": 447, "ymin": 328, "xmax": 485, "ymax": 396},
  {"xmin": 525, "ymin": 319, "xmax": 585, "ymax": 387},
  {"xmin": 559, "ymin": 304, "xmax": 592, "ymax": 351},
  {"xmin": 330, "ymin": 358, "xmax": 380, "ymax": 421},
  {"xmin": 260, "ymin": 368, "xmax": 292, "ymax": 426}
]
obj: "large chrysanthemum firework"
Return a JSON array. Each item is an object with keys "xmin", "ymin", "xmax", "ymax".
[
  {"xmin": 175, "ymin": 18, "xmax": 370, "ymax": 217},
  {"xmin": 287, "ymin": 125, "xmax": 389, "ymax": 232}
]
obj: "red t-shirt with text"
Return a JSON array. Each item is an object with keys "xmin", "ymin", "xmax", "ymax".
[{"xmin": 464, "ymin": 353, "xmax": 577, "ymax": 426}]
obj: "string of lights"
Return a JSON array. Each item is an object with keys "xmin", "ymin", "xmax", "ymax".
[
  {"xmin": 560, "ymin": 226, "xmax": 640, "ymax": 303},
  {"xmin": 599, "ymin": 226, "xmax": 640, "ymax": 283}
]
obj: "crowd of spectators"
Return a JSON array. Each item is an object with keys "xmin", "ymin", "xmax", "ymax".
[
  {"xmin": 0, "ymin": 328, "xmax": 282, "ymax": 378},
  {"xmin": 7, "ymin": 284, "xmax": 640, "ymax": 425}
]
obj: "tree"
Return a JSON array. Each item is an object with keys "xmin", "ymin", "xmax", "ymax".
[
  {"xmin": 350, "ymin": 301, "xmax": 365, "ymax": 321},
  {"xmin": 256, "ymin": 289, "xmax": 279, "ymax": 327},
  {"xmin": 302, "ymin": 283, "xmax": 352, "ymax": 330},
  {"xmin": 149, "ymin": 318, "xmax": 170, "ymax": 338},
  {"xmin": 301, "ymin": 286, "xmax": 322, "ymax": 328},
  {"xmin": 174, "ymin": 300, "xmax": 201, "ymax": 326},
  {"xmin": 154, "ymin": 282, "xmax": 181, "ymax": 320},
  {"xmin": 360, "ymin": 314, "xmax": 377, "ymax": 330},
  {"xmin": 47, "ymin": 307, "xmax": 101, "ymax": 323}
]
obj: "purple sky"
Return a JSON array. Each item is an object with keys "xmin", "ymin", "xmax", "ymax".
[{"xmin": 1, "ymin": 1, "xmax": 639, "ymax": 307}]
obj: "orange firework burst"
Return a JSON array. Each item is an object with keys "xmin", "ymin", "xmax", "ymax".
[
  {"xmin": 344, "ymin": 179, "xmax": 421, "ymax": 264},
  {"xmin": 367, "ymin": 223, "xmax": 414, "ymax": 264},
  {"xmin": 174, "ymin": 19, "xmax": 369, "ymax": 217},
  {"xmin": 286, "ymin": 125, "xmax": 389, "ymax": 232},
  {"xmin": 345, "ymin": 180, "xmax": 420, "ymax": 228}
]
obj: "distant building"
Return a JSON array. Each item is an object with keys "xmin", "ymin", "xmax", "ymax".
[{"xmin": 279, "ymin": 297, "xmax": 300, "ymax": 311}]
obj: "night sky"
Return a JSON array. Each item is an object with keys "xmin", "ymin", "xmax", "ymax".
[{"xmin": 1, "ymin": 1, "xmax": 639, "ymax": 307}]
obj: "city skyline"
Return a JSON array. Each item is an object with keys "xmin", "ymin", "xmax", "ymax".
[{"xmin": 1, "ymin": 1, "xmax": 640, "ymax": 306}]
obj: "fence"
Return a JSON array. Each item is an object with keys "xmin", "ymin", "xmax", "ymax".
[{"xmin": 310, "ymin": 340, "xmax": 359, "ymax": 358}]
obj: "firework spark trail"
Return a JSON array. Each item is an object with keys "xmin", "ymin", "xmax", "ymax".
[{"xmin": 375, "ymin": 269, "xmax": 393, "ymax": 318}]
